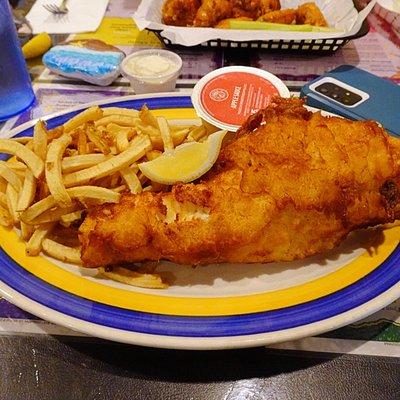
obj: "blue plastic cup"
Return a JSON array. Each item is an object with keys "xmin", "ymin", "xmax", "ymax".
[{"xmin": 0, "ymin": 0, "xmax": 35, "ymax": 121}]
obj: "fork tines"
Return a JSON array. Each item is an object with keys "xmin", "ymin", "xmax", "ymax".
[{"xmin": 43, "ymin": 4, "xmax": 68, "ymax": 14}]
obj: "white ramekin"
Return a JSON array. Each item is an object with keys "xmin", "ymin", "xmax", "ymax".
[{"xmin": 121, "ymin": 49, "xmax": 183, "ymax": 94}]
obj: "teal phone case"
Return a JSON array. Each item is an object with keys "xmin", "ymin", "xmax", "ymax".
[{"xmin": 300, "ymin": 65, "xmax": 400, "ymax": 137}]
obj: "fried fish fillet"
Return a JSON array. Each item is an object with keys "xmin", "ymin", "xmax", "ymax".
[{"xmin": 79, "ymin": 98, "xmax": 400, "ymax": 267}]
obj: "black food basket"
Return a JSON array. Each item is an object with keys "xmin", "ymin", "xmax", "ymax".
[
  {"xmin": 148, "ymin": 19, "xmax": 369, "ymax": 53},
  {"xmin": 147, "ymin": 0, "xmax": 370, "ymax": 55}
]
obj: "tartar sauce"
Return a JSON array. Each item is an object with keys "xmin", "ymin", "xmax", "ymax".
[
  {"xmin": 121, "ymin": 49, "xmax": 182, "ymax": 94},
  {"xmin": 124, "ymin": 54, "xmax": 177, "ymax": 77}
]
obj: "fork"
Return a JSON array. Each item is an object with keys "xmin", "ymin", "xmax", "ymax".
[{"xmin": 43, "ymin": 0, "xmax": 68, "ymax": 14}]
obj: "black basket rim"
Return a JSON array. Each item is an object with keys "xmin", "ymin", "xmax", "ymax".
[{"xmin": 147, "ymin": 18, "xmax": 369, "ymax": 44}]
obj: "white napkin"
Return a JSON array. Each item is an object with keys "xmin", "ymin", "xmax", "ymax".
[{"xmin": 26, "ymin": 0, "xmax": 110, "ymax": 34}]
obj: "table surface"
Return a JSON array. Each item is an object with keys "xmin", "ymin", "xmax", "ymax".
[
  {"xmin": 1, "ymin": 0, "xmax": 400, "ymax": 399},
  {"xmin": 1, "ymin": 335, "xmax": 400, "ymax": 400}
]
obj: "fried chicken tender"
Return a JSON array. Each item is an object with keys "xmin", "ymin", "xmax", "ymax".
[
  {"xmin": 80, "ymin": 98, "xmax": 400, "ymax": 267},
  {"xmin": 162, "ymin": 0, "xmax": 201, "ymax": 27},
  {"xmin": 232, "ymin": 0, "xmax": 281, "ymax": 18},
  {"xmin": 296, "ymin": 2, "xmax": 328, "ymax": 27},
  {"xmin": 258, "ymin": 9, "xmax": 297, "ymax": 24},
  {"xmin": 162, "ymin": 0, "xmax": 329, "ymax": 28},
  {"xmin": 193, "ymin": 0, "xmax": 232, "ymax": 27},
  {"xmin": 258, "ymin": 0, "xmax": 281, "ymax": 13},
  {"xmin": 193, "ymin": 0, "xmax": 281, "ymax": 27}
]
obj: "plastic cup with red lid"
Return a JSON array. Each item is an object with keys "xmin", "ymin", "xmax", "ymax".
[{"xmin": 191, "ymin": 66, "xmax": 290, "ymax": 132}]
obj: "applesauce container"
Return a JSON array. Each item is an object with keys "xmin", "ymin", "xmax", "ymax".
[{"xmin": 192, "ymin": 66, "xmax": 290, "ymax": 132}]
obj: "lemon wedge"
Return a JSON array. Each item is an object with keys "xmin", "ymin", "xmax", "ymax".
[
  {"xmin": 138, "ymin": 130, "xmax": 227, "ymax": 185},
  {"xmin": 22, "ymin": 32, "xmax": 52, "ymax": 59}
]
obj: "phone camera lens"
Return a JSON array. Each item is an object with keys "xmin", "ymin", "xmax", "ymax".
[{"xmin": 313, "ymin": 81, "xmax": 362, "ymax": 106}]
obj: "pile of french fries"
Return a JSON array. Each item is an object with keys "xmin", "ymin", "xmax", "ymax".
[{"xmin": 0, "ymin": 104, "xmax": 208, "ymax": 288}]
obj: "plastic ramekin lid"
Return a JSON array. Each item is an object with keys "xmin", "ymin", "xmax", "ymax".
[{"xmin": 191, "ymin": 66, "xmax": 290, "ymax": 132}]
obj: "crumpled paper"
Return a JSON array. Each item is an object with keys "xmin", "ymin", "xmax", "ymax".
[{"xmin": 133, "ymin": 0, "xmax": 377, "ymax": 46}]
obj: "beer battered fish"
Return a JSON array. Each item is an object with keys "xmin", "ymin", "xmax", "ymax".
[{"xmin": 79, "ymin": 98, "xmax": 400, "ymax": 267}]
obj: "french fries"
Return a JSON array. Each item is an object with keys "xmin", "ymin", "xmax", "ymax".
[
  {"xmin": 115, "ymin": 130, "xmax": 132, "ymax": 152},
  {"xmin": 21, "ymin": 186, "xmax": 120, "ymax": 223},
  {"xmin": 95, "ymin": 115, "xmax": 139, "ymax": 128},
  {"xmin": 6, "ymin": 184, "xmax": 19, "ymax": 224},
  {"xmin": 86, "ymin": 123, "xmax": 113, "ymax": 155},
  {"xmin": 0, "ymin": 192, "xmax": 7, "ymax": 208},
  {"xmin": 63, "ymin": 106, "xmax": 103, "ymax": 133},
  {"xmin": 45, "ymin": 134, "xmax": 72, "ymax": 206},
  {"xmin": 16, "ymin": 169, "xmax": 36, "ymax": 212},
  {"xmin": 33, "ymin": 120, "xmax": 48, "ymax": 161},
  {"xmin": 26, "ymin": 223, "xmax": 55, "ymax": 256},
  {"xmin": 0, "ymin": 104, "xmax": 206, "ymax": 289},
  {"xmin": 0, "ymin": 139, "xmax": 44, "ymax": 178},
  {"xmin": 102, "ymin": 107, "xmax": 139, "ymax": 118},
  {"xmin": 120, "ymin": 166, "xmax": 142, "ymax": 194},
  {"xmin": 29, "ymin": 204, "xmax": 79, "ymax": 225},
  {"xmin": 60, "ymin": 210, "xmax": 83, "ymax": 227},
  {"xmin": 61, "ymin": 154, "xmax": 111, "ymax": 174},
  {"xmin": 77, "ymin": 129, "xmax": 88, "ymax": 155},
  {"xmin": 63, "ymin": 135, "xmax": 151, "ymax": 187},
  {"xmin": 139, "ymin": 104, "xmax": 158, "ymax": 128},
  {"xmin": 20, "ymin": 221, "xmax": 34, "ymax": 241},
  {"xmin": 0, "ymin": 161, "xmax": 22, "ymax": 192},
  {"xmin": 42, "ymin": 238, "xmax": 81, "ymax": 264},
  {"xmin": 98, "ymin": 266, "xmax": 167, "ymax": 289},
  {"xmin": 12, "ymin": 136, "xmax": 32, "ymax": 144},
  {"xmin": 0, "ymin": 204, "xmax": 12, "ymax": 228},
  {"xmin": 7, "ymin": 160, "xmax": 28, "ymax": 171},
  {"xmin": 157, "ymin": 117, "xmax": 174, "ymax": 152},
  {"xmin": 0, "ymin": 176, "xmax": 7, "ymax": 193}
]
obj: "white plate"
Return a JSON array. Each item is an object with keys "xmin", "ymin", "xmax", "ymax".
[{"xmin": 0, "ymin": 93, "xmax": 399, "ymax": 349}]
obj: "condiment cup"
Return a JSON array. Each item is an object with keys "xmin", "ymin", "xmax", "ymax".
[
  {"xmin": 192, "ymin": 66, "xmax": 290, "ymax": 132},
  {"xmin": 121, "ymin": 49, "xmax": 182, "ymax": 94}
]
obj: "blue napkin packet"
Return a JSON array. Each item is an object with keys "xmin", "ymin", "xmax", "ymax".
[{"xmin": 43, "ymin": 39, "xmax": 125, "ymax": 86}]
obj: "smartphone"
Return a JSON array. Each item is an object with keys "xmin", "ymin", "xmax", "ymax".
[{"xmin": 300, "ymin": 65, "xmax": 400, "ymax": 137}]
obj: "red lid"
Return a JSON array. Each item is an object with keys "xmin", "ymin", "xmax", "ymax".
[
  {"xmin": 192, "ymin": 67, "xmax": 290, "ymax": 131},
  {"xmin": 200, "ymin": 71, "xmax": 280, "ymax": 126}
]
